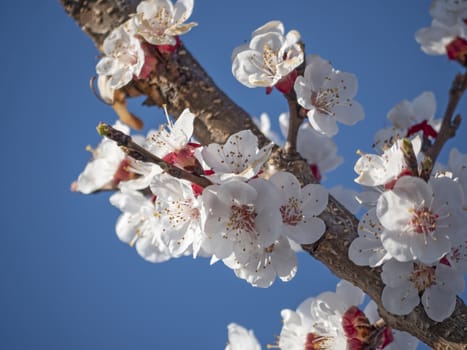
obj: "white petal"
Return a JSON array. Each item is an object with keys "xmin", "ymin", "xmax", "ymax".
[
  {"xmin": 96, "ymin": 56, "xmax": 118, "ymax": 76},
  {"xmin": 252, "ymin": 20, "xmax": 284, "ymax": 37},
  {"xmin": 332, "ymin": 100, "xmax": 365, "ymax": 126},
  {"xmin": 301, "ymin": 184, "xmax": 328, "ymax": 215},
  {"xmin": 422, "ymin": 286, "xmax": 457, "ymax": 322},
  {"xmin": 349, "ymin": 237, "xmax": 389, "ymax": 267},
  {"xmin": 410, "ymin": 233, "xmax": 451, "ymax": 264},
  {"xmin": 380, "ymin": 231, "xmax": 414, "ymax": 263},
  {"xmin": 135, "ymin": 236, "xmax": 172, "ymax": 263},
  {"xmin": 115, "ymin": 212, "xmax": 136, "ymax": 244},
  {"xmin": 272, "ymin": 238, "xmax": 298, "ymax": 282},
  {"xmin": 173, "ymin": 0, "xmax": 194, "ymax": 23},
  {"xmin": 225, "ymin": 323, "xmax": 261, "ymax": 350},
  {"xmin": 269, "ymin": 171, "xmax": 301, "ymax": 200},
  {"xmin": 387, "ymin": 100, "xmax": 413, "ymax": 129},
  {"xmin": 304, "ymin": 55, "xmax": 333, "ymax": 91},
  {"xmin": 288, "ymin": 217, "xmax": 326, "ymax": 244},
  {"xmin": 294, "ymin": 76, "xmax": 313, "ymax": 110},
  {"xmin": 381, "ymin": 260, "xmax": 413, "ymax": 288},
  {"xmin": 307, "ymin": 109, "xmax": 339, "ymax": 137},
  {"xmin": 411, "ymin": 91, "xmax": 436, "ymax": 122},
  {"xmin": 171, "ymin": 108, "xmax": 195, "ymax": 148},
  {"xmin": 335, "ymin": 279, "xmax": 365, "ymax": 308},
  {"xmin": 381, "ymin": 284, "xmax": 419, "ymax": 315},
  {"xmin": 436, "ymin": 263, "xmax": 465, "ymax": 294}
]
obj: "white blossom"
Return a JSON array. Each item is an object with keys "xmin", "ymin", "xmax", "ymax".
[
  {"xmin": 199, "ymin": 130, "xmax": 273, "ymax": 183},
  {"xmin": 74, "ymin": 121, "xmax": 130, "ymax": 194},
  {"xmin": 232, "ymin": 21, "xmax": 303, "ymax": 89},
  {"xmin": 387, "ymin": 91, "xmax": 437, "ymax": 131},
  {"xmin": 224, "ymin": 235, "xmax": 297, "ymax": 288},
  {"xmin": 132, "ymin": 0, "xmax": 197, "ymax": 46},
  {"xmin": 354, "ymin": 137, "xmax": 421, "ymax": 188},
  {"xmin": 294, "ymin": 55, "xmax": 364, "ymax": 137},
  {"xmin": 415, "ymin": 19, "xmax": 466, "ymax": 55},
  {"xmin": 430, "ymin": 0, "xmax": 467, "ymax": 27},
  {"xmin": 377, "ymin": 176, "xmax": 464, "ymax": 264},
  {"xmin": 381, "ymin": 259, "xmax": 465, "ymax": 321},
  {"xmin": 96, "ymin": 24, "xmax": 145, "ymax": 89},
  {"xmin": 278, "ymin": 280, "xmax": 364, "ymax": 350},
  {"xmin": 150, "ymin": 173, "xmax": 203, "ymax": 257},
  {"xmin": 201, "ymin": 179, "xmax": 282, "ymax": 264},
  {"xmin": 269, "ymin": 171, "xmax": 328, "ymax": 245},
  {"xmin": 110, "ymin": 188, "xmax": 173, "ymax": 263},
  {"xmin": 373, "ymin": 91, "xmax": 441, "ymax": 152},
  {"xmin": 146, "ymin": 108, "xmax": 195, "ymax": 158},
  {"xmin": 225, "ymin": 323, "xmax": 261, "ymax": 350}
]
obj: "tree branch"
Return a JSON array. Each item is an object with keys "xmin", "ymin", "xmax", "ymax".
[
  {"xmin": 96, "ymin": 122, "xmax": 212, "ymax": 188},
  {"xmin": 60, "ymin": 1, "xmax": 466, "ymax": 348}
]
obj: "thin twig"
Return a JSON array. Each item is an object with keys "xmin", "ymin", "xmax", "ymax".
[
  {"xmin": 96, "ymin": 122, "xmax": 213, "ymax": 188},
  {"xmin": 425, "ymin": 71, "xmax": 467, "ymax": 173},
  {"xmin": 284, "ymin": 41, "xmax": 306, "ymax": 155},
  {"xmin": 284, "ymin": 95, "xmax": 303, "ymax": 154}
]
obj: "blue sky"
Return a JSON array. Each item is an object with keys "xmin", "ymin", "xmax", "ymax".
[{"xmin": 0, "ymin": 1, "xmax": 465, "ymax": 349}]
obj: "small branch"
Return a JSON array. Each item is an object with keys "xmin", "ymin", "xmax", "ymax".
[
  {"xmin": 284, "ymin": 42, "xmax": 306, "ymax": 155},
  {"xmin": 96, "ymin": 122, "xmax": 213, "ymax": 188},
  {"xmin": 284, "ymin": 94, "xmax": 303, "ymax": 155},
  {"xmin": 425, "ymin": 71, "xmax": 467, "ymax": 172}
]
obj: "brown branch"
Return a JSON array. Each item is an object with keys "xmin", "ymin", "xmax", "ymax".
[
  {"xmin": 60, "ymin": 2, "xmax": 466, "ymax": 348},
  {"xmin": 425, "ymin": 71, "xmax": 467, "ymax": 173},
  {"xmin": 97, "ymin": 122, "xmax": 212, "ymax": 188}
]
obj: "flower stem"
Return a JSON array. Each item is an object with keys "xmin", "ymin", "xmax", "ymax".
[
  {"xmin": 284, "ymin": 93, "xmax": 304, "ymax": 155},
  {"xmin": 425, "ymin": 71, "xmax": 467, "ymax": 174}
]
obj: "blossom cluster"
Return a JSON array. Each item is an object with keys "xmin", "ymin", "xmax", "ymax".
[
  {"xmin": 225, "ymin": 280, "xmax": 419, "ymax": 350},
  {"xmin": 73, "ymin": 1, "xmax": 466, "ymax": 343},
  {"xmin": 349, "ymin": 91, "xmax": 466, "ymax": 321},
  {"xmin": 74, "ymin": 109, "xmax": 329, "ymax": 288},
  {"xmin": 416, "ymin": 0, "xmax": 467, "ymax": 65},
  {"xmin": 232, "ymin": 21, "xmax": 365, "ymax": 138},
  {"xmin": 95, "ymin": 0, "xmax": 197, "ymax": 100}
]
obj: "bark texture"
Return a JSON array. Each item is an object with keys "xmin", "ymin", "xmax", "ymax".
[{"xmin": 60, "ymin": 1, "xmax": 467, "ymax": 348}]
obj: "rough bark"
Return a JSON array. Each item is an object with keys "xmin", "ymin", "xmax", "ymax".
[{"xmin": 60, "ymin": 1, "xmax": 467, "ymax": 349}]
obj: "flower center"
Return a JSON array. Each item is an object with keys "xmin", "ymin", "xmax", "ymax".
[
  {"xmin": 409, "ymin": 263, "xmax": 436, "ymax": 292},
  {"xmin": 305, "ymin": 333, "xmax": 334, "ymax": 350},
  {"xmin": 310, "ymin": 79, "xmax": 352, "ymax": 117},
  {"xmin": 408, "ymin": 207, "xmax": 438, "ymax": 234},
  {"xmin": 227, "ymin": 204, "xmax": 257, "ymax": 234},
  {"xmin": 154, "ymin": 7, "xmax": 172, "ymax": 31},
  {"xmin": 280, "ymin": 197, "xmax": 303, "ymax": 225},
  {"xmin": 262, "ymin": 45, "xmax": 279, "ymax": 75}
]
